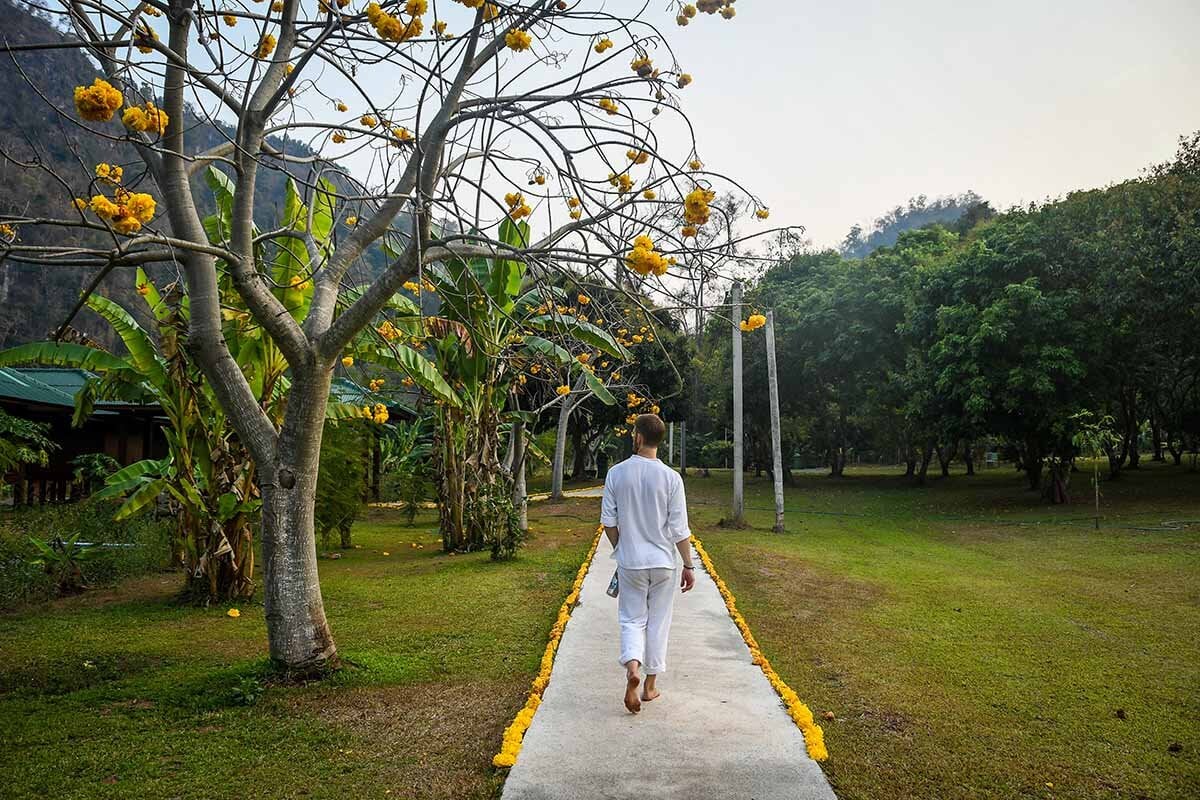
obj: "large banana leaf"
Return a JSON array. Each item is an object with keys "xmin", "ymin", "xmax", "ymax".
[
  {"xmin": 135, "ymin": 267, "xmax": 173, "ymax": 325},
  {"xmin": 113, "ymin": 477, "xmax": 168, "ymax": 520},
  {"xmin": 580, "ymin": 366, "xmax": 617, "ymax": 405},
  {"xmin": 85, "ymin": 294, "xmax": 168, "ymax": 389},
  {"xmin": 312, "ymin": 177, "xmax": 337, "ymax": 245},
  {"xmin": 520, "ymin": 336, "xmax": 572, "ymax": 366},
  {"xmin": 525, "ymin": 314, "xmax": 630, "ymax": 360},
  {"xmin": 0, "ymin": 342, "xmax": 129, "ymax": 373},
  {"xmin": 275, "ymin": 178, "xmax": 315, "ymax": 321},
  {"xmin": 362, "ymin": 344, "xmax": 460, "ymax": 407},
  {"xmin": 489, "ymin": 218, "xmax": 529, "ymax": 308}
]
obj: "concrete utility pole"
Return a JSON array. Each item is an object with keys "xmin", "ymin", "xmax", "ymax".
[
  {"xmin": 679, "ymin": 420, "xmax": 687, "ymax": 476},
  {"xmin": 765, "ymin": 310, "xmax": 785, "ymax": 532},
  {"xmin": 731, "ymin": 281, "xmax": 745, "ymax": 526},
  {"xmin": 668, "ymin": 422, "xmax": 674, "ymax": 466}
]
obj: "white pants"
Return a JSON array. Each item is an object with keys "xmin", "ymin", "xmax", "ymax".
[{"xmin": 617, "ymin": 566, "xmax": 679, "ymax": 675}]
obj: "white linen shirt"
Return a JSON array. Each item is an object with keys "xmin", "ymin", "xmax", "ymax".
[{"xmin": 600, "ymin": 454, "xmax": 691, "ymax": 570}]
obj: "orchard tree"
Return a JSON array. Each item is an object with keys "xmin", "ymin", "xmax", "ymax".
[{"xmin": 0, "ymin": 0, "xmax": 779, "ymax": 670}]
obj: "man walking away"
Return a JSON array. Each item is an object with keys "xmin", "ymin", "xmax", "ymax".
[{"xmin": 600, "ymin": 413, "xmax": 695, "ymax": 714}]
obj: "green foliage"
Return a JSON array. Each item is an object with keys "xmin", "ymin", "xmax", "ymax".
[
  {"xmin": 0, "ymin": 498, "xmax": 171, "ymax": 609},
  {"xmin": 316, "ymin": 420, "xmax": 370, "ymax": 547},
  {"xmin": 0, "ymin": 408, "xmax": 56, "ymax": 472}
]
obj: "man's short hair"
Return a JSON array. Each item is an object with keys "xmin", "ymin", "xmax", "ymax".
[{"xmin": 634, "ymin": 413, "xmax": 666, "ymax": 447}]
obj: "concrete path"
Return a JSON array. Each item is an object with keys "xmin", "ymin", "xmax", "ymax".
[{"xmin": 501, "ymin": 537, "xmax": 837, "ymax": 800}]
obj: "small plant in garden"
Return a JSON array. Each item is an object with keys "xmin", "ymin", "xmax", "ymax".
[
  {"xmin": 230, "ymin": 675, "xmax": 265, "ymax": 707},
  {"xmin": 26, "ymin": 532, "xmax": 95, "ymax": 595}
]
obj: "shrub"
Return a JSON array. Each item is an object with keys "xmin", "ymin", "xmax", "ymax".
[{"xmin": 0, "ymin": 497, "xmax": 171, "ymax": 609}]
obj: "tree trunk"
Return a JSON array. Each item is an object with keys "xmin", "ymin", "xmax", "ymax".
[
  {"xmin": 1151, "ymin": 418, "xmax": 1165, "ymax": 462},
  {"xmin": 260, "ymin": 375, "xmax": 337, "ymax": 672},
  {"xmin": 936, "ymin": 444, "xmax": 951, "ymax": 477},
  {"xmin": 570, "ymin": 417, "xmax": 587, "ymax": 480},
  {"xmin": 550, "ymin": 389, "xmax": 577, "ymax": 501},
  {"xmin": 964, "ymin": 441, "xmax": 975, "ymax": 476},
  {"xmin": 914, "ymin": 441, "xmax": 934, "ymax": 486},
  {"xmin": 511, "ymin": 420, "xmax": 528, "ymax": 532}
]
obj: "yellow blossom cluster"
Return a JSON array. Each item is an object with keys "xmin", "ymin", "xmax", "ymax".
[
  {"xmin": 256, "ymin": 33, "xmax": 277, "ymax": 58},
  {"xmin": 361, "ymin": 402, "xmax": 389, "ymax": 424},
  {"xmin": 739, "ymin": 313, "xmax": 766, "ymax": 332},
  {"xmin": 377, "ymin": 320, "xmax": 400, "ymax": 341},
  {"xmin": 630, "ymin": 56, "xmax": 653, "ymax": 77},
  {"xmin": 593, "ymin": 37, "xmax": 613, "ymax": 53},
  {"xmin": 627, "ymin": 149, "xmax": 650, "ymax": 165},
  {"xmin": 691, "ymin": 534, "xmax": 828, "ymax": 762},
  {"xmin": 755, "ymin": 208, "xmax": 770, "ymax": 220},
  {"xmin": 555, "ymin": 384, "xmax": 571, "ymax": 396},
  {"xmin": 88, "ymin": 189, "xmax": 156, "ymax": 234},
  {"xmin": 122, "ymin": 101, "xmax": 170, "ymax": 135},
  {"xmin": 597, "ymin": 97, "xmax": 620, "ymax": 115},
  {"xmin": 95, "ymin": 163, "xmax": 123, "ymax": 184},
  {"xmin": 368, "ymin": 378, "xmax": 386, "ymax": 392},
  {"xmin": 625, "ymin": 234, "xmax": 669, "ymax": 277},
  {"xmin": 493, "ymin": 529, "xmax": 602, "ymax": 769},
  {"xmin": 608, "ymin": 172, "xmax": 634, "ymax": 195},
  {"xmin": 74, "ymin": 79, "xmax": 124, "ymax": 122},
  {"xmin": 0, "ymin": 223, "xmax": 15, "ymax": 240},
  {"xmin": 505, "ymin": 28, "xmax": 533, "ymax": 51},
  {"xmin": 696, "ymin": 0, "xmax": 736, "ymax": 18},
  {"xmin": 505, "ymin": 191, "xmax": 532, "ymax": 220},
  {"xmin": 366, "ymin": 2, "xmax": 423, "ymax": 41},
  {"xmin": 677, "ymin": 73, "xmax": 693, "ymax": 88},
  {"xmin": 642, "ymin": 189, "xmax": 657, "ymax": 200}
]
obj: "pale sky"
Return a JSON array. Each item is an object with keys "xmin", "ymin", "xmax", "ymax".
[{"xmin": 665, "ymin": 0, "xmax": 1200, "ymax": 247}]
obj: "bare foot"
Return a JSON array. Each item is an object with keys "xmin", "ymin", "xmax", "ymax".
[
  {"xmin": 641, "ymin": 686, "xmax": 661, "ymax": 702},
  {"xmin": 624, "ymin": 674, "xmax": 642, "ymax": 714}
]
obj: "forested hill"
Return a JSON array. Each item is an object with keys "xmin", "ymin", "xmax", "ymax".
[
  {"xmin": 840, "ymin": 192, "xmax": 992, "ymax": 258},
  {"xmin": 0, "ymin": 0, "xmax": 331, "ymax": 350}
]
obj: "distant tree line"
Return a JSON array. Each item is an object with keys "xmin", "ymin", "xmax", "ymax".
[{"xmin": 697, "ymin": 134, "xmax": 1200, "ymax": 502}]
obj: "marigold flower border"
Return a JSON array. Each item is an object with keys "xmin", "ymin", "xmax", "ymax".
[
  {"xmin": 492, "ymin": 527, "xmax": 602, "ymax": 769},
  {"xmin": 691, "ymin": 534, "xmax": 829, "ymax": 762}
]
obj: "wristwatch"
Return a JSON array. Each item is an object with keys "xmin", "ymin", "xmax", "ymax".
[{"xmin": 682, "ymin": 565, "xmax": 695, "ymax": 570}]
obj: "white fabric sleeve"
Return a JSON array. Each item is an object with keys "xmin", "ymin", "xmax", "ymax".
[
  {"xmin": 600, "ymin": 471, "xmax": 619, "ymax": 527},
  {"xmin": 666, "ymin": 474, "xmax": 691, "ymax": 542}
]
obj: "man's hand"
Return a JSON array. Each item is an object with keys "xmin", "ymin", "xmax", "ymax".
[{"xmin": 680, "ymin": 566, "xmax": 695, "ymax": 593}]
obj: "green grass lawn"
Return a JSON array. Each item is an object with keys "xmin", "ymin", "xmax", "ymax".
[
  {"xmin": 0, "ymin": 504, "xmax": 599, "ymax": 800},
  {"xmin": 687, "ymin": 461, "xmax": 1200, "ymax": 800}
]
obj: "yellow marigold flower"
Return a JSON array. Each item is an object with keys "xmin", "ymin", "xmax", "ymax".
[
  {"xmin": 342, "ymin": 356, "xmax": 354, "ymax": 367},
  {"xmin": 755, "ymin": 208, "xmax": 770, "ymax": 219},
  {"xmin": 642, "ymin": 189, "xmax": 657, "ymax": 200},
  {"xmin": 346, "ymin": 216, "xmax": 358, "ymax": 226},
  {"xmin": 256, "ymin": 33, "xmax": 277, "ymax": 58},
  {"xmin": 505, "ymin": 28, "xmax": 533, "ymax": 51},
  {"xmin": 89, "ymin": 194, "xmax": 120, "ymax": 219},
  {"xmin": 677, "ymin": 73, "xmax": 693, "ymax": 88},
  {"xmin": 95, "ymin": 163, "xmax": 123, "ymax": 184},
  {"xmin": 227, "ymin": 608, "xmax": 241, "ymax": 618},
  {"xmin": 555, "ymin": 385, "xmax": 570, "ymax": 396},
  {"xmin": 597, "ymin": 97, "xmax": 619, "ymax": 115},
  {"xmin": 223, "ymin": 14, "xmax": 237, "ymax": 27},
  {"xmin": 406, "ymin": 0, "xmax": 428, "ymax": 14},
  {"xmin": 73, "ymin": 78, "xmax": 123, "ymax": 122},
  {"xmin": 594, "ymin": 37, "xmax": 613, "ymax": 53}
]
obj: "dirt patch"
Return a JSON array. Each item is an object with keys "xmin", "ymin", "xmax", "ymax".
[{"xmin": 285, "ymin": 677, "xmax": 530, "ymax": 800}]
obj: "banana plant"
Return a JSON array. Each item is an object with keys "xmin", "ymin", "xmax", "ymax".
[{"xmin": 362, "ymin": 216, "xmax": 629, "ymax": 555}]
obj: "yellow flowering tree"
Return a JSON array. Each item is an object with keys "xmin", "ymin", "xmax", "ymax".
[{"xmin": 1, "ymin": 0, "xmax": 786, "ymax": 672}]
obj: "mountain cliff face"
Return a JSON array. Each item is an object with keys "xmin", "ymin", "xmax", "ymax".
[{"xmin": 0, "ymin": 1, "xmax": 372, "ymax": 350}]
